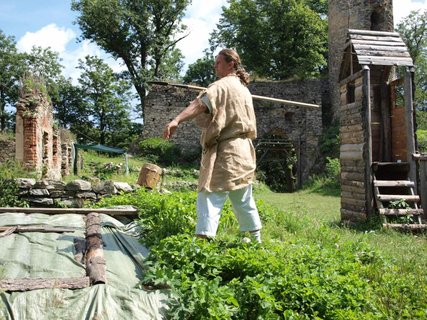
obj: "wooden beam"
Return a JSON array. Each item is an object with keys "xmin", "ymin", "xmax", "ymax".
[
  {"xmin": 405, "ymin": 67, "xmax": 417, "ymax": 193},
  {"xmin": 148, "ymin": 81, "xmax": 320, "ymax": 108},
  {"xmin": 0, "ymin": 226, "xmax": 76, "ymax": 234},
  {"xmin": 0, "ymin": 277, "xmax": 90, "ymax": 292},
  {"xmin": 0, "ymin": 207, "xmax": 138, "ymax": 217},
  {"xmin": 362, "ymin": 66, "xmax": 373, "ymax": 215},
  {"xmin": 85, "ymin": 212, "xmax": 106, "ymax": 285}
]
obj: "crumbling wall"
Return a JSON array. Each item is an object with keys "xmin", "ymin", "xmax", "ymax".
[
  {"xmin": 144, "ymin": 79, "xmax": 326, "ymax": 184},
  {"xmin": 15, "ymin": 76, "xmax": 74, "ymax": 180},
  {"xmin": 0, "ymin": 139, "xmax": 15, "ymax": 163}
]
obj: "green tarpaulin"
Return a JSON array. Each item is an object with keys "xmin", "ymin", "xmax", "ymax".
[
  {"xmin": 74, "ymin": 144, "xmax": 125, "ymax": 154},
  {"xmin": 0, "ymin": 212, "xmax": 169, "ymax": 319}
]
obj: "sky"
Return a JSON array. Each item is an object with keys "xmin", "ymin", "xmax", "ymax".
[{"xmin": 0, "ymin": 0, "xmax": 426, "ymax": 82}]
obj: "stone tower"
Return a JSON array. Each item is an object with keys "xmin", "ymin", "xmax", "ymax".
[{"xmin": 328, "ymin": 0, "xmax": 394, "ymax": 118}]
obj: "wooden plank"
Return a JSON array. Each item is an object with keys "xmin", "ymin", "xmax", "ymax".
[
  {"xmin": 339, "ymin": 69, "xmax": 364, "ymax": 86},
  {"xmin": 357, "ymin": 56, "xmax": 413, "ymax": 66},
  {"xmin": 0, "ymin": 226, "xmax": 76, "ymax": 234},
  {"xmin": 348, "ymin": 29, "xmax": 401, "ymax": 37},
  {"xmin": 374, "ymin": 180, "xmax": 414, "ymax": 187},
  {"xmin": 340, "ymin": 151, "xmax": 363, "ymax": 161},
  {"xmin": 383, "ymin": 223, "xmax": 427, "ymax": 230},
  {"xmin": 0, "ymin": 277, "xmax": 90, "ymax": 292},
  {"xmin": 351, "ymin": 39, "xmax": 410, "ymax": 46},
  {"xmin": 353, "ymin": 44, "xmax": 408, "ymax": 51},
  {"xmin": 379, "ymin": 208, "xmax": 424, "ymax": 215},
  {"xmin": 0, "ymin": 207, "xmax": 138, "ymax": 217},
  {"xmin": 377, "ymin": 195, "xmax": 420, "ymax": 202},
  {"xmin": 349, "ymin": 34, "xmax": 403, "ymax": 42}
]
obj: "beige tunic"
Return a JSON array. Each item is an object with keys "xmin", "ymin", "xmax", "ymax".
[{"xmin": 195, "ymin": 75, "xmax": 257, "ymax": 192}]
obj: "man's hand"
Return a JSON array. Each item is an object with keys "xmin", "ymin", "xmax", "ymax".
[
  {"xmin": 162, "ymin": 98, "xmax": 207, "ymax": 140},
  {"xmin": 163, "ymin": 119, "xmax": 179, "ymax": 139}
]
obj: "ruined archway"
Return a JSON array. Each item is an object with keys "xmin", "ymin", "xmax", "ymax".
[{"xmin": 255, "ymin": 128, "xmax": 297, "ymax": 192}]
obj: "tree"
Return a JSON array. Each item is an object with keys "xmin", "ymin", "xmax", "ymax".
[
  {"xmin": 183, "ymin": 50, "xmax": 216, "ymax": 87},
  {"xmin": 210, "ymin": 0, "xmax": 328, "ymax": 80},
  {"xmin": 396, "ymin": 9, "xmax": 427, "ymax": 112},
  {"xmin": 0, "ymin": 31, "xmax": 26, "ymax": 131},
  {"xmin": 77, "ymin": 55, "xmax": 134, "ymax": 146},
  {"xmin": 71, "ymin": 0, "xmax": 191, "ymax": 118},
  {"xmin": 53, "ymin": 76, "xmax": 88, "ymax": 129}
]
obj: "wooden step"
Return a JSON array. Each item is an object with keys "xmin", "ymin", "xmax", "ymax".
[
  {"xmin": 377, "ymin": 195, "xmax": 420, "ymax": 202},
  {"xmin": 374, "ymin": 180, "xmax": 414, "ymax": 187},
  {"xmin": 383, "ymin": 223, "xmax": 427, "ymax": 230},
  {"xmin": 379, "ymin": 208, "xmax": 424, "ymax": 216}
]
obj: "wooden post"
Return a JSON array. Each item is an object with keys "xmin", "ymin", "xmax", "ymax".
[
  {"xmin": 380, "ymin": 84, "xmax": 391, "ymax": 161},
  {"xmin": 362, "ymin": 65, "xmax": 373, "ymax": 215},
  {"xmin": 405, "ymin": 66, "xmax": 417, "ymax": 193},
  {"xmin": 85, "ymin": 212, "xmax": 106, "ymax": 284}
]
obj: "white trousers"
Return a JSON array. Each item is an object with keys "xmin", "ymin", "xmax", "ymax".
[{"xmin": 195, "ymin": 185, "xmax": 262, "ymax": 237}]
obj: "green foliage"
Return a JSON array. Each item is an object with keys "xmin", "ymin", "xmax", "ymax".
[
  {"xmin": 210, "ymin": 0, "xmax": 328, "ymax": 80},
  {"xmin": 417, "ymin": 129, "xmax": 427, "ymax": 153},
  {"xmin": 319, "ymin": 122, "xmax": 340, "ymax": 158},
  {"xmin": 304, "ymin": 157, "xmax": 340, "ymax": 196},
  {"xmin": 0, "ymin": 178, "xmax": 28, "ymax": 207},
  {"xmin": 95, "ymin": 189, "xmax": 197, "ymax": 246},
  {"xmin": 91, "ymin": 171, "xmax": 427, "ymax": 319},
  {"xmin": 397, "ymin": 10, "xmax": 427, "ymax": 109},
  {"xmin": 140, "ymin": 235, "xmax": 384, "ymax": 319},
  {"xmin": 138, "ymin": 137, "xmax": 181, "ymax": 166},
  {"xmin": 0, "ymin": 30, "xmax": 26, "ymax": 131},
  {"xmin": 0, "ymin": 159, "xmax": 36, "ymax": 180},
  {"xmin": 77, "ymin": 55, "xmax": 136, "ymax": 146},
  {"xmin": 72, "ymin": 0, "xmax": 191, "ymax": 116},
  {"xmin": 183, "ymin": 51, "xmax": 216, "ymax": 87}
]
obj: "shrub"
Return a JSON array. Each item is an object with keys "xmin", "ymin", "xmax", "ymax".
[
  {"xmin": 304, "ymin": 157, "xmax": 340, "ymax": 195},
  {"xmin": 417, "ymin": 129, "xmax": 427, "ymax": 153},
  {"xmin": 0, "ymin": 179, "xmax": 28, "ymax": 207},
  {"xmin": 138, "ymin": 137, "xmax": 181, "ymax": 166}
]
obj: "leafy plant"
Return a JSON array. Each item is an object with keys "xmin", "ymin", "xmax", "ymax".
[
  {"xmin": 138, "ymin": 137, "xmax": 181, "ymax": 166},
  {"xmin": 0, "ymin": 178, "xmax": 28, "ymax": 207},
  {"xmin": 389, "ymin": 199, "xmax": 410, "ymax": 209}
]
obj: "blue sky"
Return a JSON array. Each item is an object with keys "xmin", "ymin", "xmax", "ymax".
[{"xmin": 0, "ymin": 0, "xmax": 426, "ymax": 81}]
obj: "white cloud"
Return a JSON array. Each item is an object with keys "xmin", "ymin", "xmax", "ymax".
[
  {"xmin": 176, "ymin": 0, "xmax": 228, "ymax": 71},
  {"xmin": 16, "ymin": 23, "xmax": 126, "ymax": 83},
  {"xmin": 394, "ymin": 0, "xmax": 427, "ymax": 26},
  {"xmin": 17, "ymin": 23, "xmax": 75, "ymax": 53}
]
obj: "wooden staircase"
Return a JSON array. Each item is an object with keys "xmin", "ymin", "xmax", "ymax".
[{"xmin": 372, "ymin": 162, "xmax": 426, "ymax": 230}]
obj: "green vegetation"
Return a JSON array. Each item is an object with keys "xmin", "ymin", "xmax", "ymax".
[
  {"xmin": 0, "ymin": 160, "xmax": 32, "ymax": 207},
  {"xmin": 95, "ymin": 174, "xmax": 427, "ymax": 319}
]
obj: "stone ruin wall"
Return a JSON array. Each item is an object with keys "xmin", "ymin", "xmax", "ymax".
[
  {"xmin": 0, "ymin": 139, "xmax": 15, "ymax": 162},
  {"xmin": 144, "ymin": 79, "xmax": 327, "ymax": 184},
  {"xmin": 14, "ymin": 77, "xmax": 74, "ymax": 180}
]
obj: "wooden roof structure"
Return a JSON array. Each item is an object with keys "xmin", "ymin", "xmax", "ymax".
[{"xmin": 340, "ymin": 29, "xmax": 414, "ymax": 81}]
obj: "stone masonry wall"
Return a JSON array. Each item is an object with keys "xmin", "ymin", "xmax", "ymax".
[
  {"xmin": 17, "ymin": 178, "xmax": 134, "ymax": 208},
  {"xmin": 144, "ymin": 79, "xmax": 327, "ymax": 184},
  {"xmin": 0, "ymin": 139, "xmax": 15, "ymax": 163}
]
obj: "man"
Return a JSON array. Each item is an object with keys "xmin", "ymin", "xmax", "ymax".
[{"xmin": 163, "ymin": 48, "xmax": 262, "ymax": 243}]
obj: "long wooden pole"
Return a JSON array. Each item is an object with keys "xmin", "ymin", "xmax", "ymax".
[{"xmin": 148, "ymin": 81, "xmax": 320, "ymax": 109}]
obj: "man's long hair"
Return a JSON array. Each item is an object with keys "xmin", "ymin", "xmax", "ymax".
[{"xmin": 218, "ymin": 48, "xmax": 250, "ymax": 86}]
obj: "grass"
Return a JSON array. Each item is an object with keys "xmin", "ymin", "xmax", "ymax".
[
  {"xmin": 3, "ymin": 149, "xmax": 427, "ymax": 318},
  {"xmin": 255, "ymin": 184, "xmax": 427, "ymax": 267}
]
